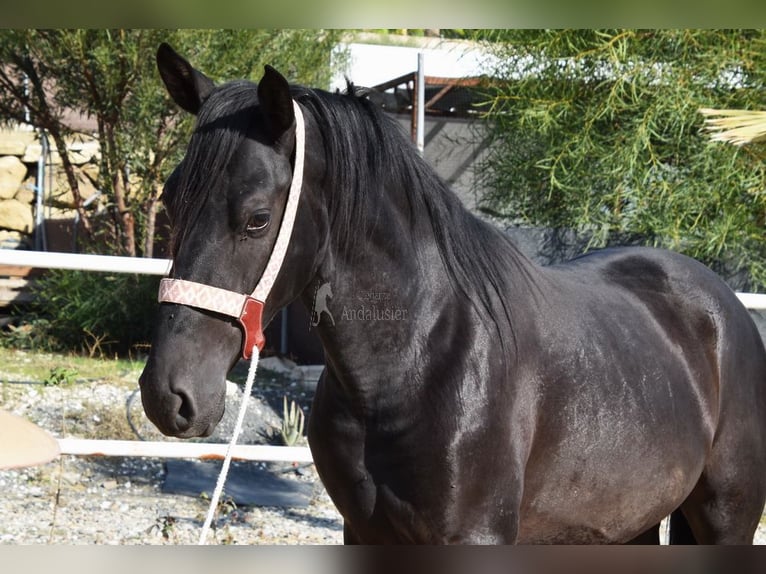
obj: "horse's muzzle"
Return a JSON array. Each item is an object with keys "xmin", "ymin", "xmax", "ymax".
[{"xmin": 138, "ymin": 369, "xmax": 224, "ymax": 439}]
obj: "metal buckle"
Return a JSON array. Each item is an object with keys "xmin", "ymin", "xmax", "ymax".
[{"xmin": 238, "ymin": 297, "xmax": 265, "ymax": 360}]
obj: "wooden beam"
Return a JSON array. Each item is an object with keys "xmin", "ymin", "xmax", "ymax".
[{"xmin": 0, "ymin": 265, "xmax": 36, "ymax": 278}]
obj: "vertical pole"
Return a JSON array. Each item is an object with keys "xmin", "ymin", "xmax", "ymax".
[
  {"xmin": 280, "ymin": 306, "xmax": 289, "ymax": 356},
  {"xmin": 410, "ymin": 74, "xmax": 417, "ymax": 143},
  {"xmin": 416, "ymin": 53, "xmax": 425, "ymax": 156},
  {"xmin": 23, "ymin": 75, "xmax": 30, "ymax": 124},
  {"xmin": 34, "ymin": 129, "xmax": 47, "ymax": 251}
]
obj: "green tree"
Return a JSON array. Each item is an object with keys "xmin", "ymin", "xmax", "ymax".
[
  {"xmin": 474, "ymin": 30, "xmax": 766, "ymax": 289},
  {"xmin": 0, "ymin": 29, "xmax": 346, "ymax": 256}
]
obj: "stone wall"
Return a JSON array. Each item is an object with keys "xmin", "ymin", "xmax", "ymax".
[{"xmin": 0, "ymin": 126, "xmax": 100, "ymax": 250}]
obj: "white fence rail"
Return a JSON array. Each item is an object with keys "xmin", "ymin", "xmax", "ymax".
[
  {"xmin": 3, "ymin": 248, "xmax": 766, "ymax": 309},
  {"xmin": 732, "ymin": 292, "xmax": 766, "ymax": 310},
  {"xmin": 0, "ymin": 248, "xmax": 313, "ymax": 464},
  {"xmin": 0, "ymin": 249, "xmax": 173, "ymax": 276},
  {"xmin": 57, "ymin": 439, "xmax": 313, "ymax": 463}
]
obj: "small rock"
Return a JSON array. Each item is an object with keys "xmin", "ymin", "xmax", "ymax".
[
  {"xmin": 0, "ymin": 156, "xmax": 27, "ymax": 199},
  {"xmin": 0, "ymin": 198, "xmax": 33, "ymax": 233},
  {"xmin": 61, "ymin": 471, "xmax": 81, "ymax": 485}
]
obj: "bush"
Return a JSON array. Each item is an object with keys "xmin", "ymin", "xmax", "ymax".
[
  {"xmin": 5, "ymin": 269, "xmax": 160, "ymax": 357},
  {"xmin": 476, "ymin": 30, "xmax": 766, "ymax": 290}
]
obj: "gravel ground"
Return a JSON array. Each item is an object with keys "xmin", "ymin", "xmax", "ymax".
[
  {"xmin": 0, "ymin": 457, "xmax": 342, "ymax": 545},
  {"xmin": 0, "ymin": 356, "xmax": 343, "ymax": 545},
  {"xmin": 1, "ymin": 353, "xmax": 765, "ymax": 545}
]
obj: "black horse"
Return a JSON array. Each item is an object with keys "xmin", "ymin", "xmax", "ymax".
[{"xmin": 139, "ymin": 43, "xmax": 766, "ymax": 544}]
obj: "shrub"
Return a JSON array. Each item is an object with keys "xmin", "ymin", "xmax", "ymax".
[{"xmin": 6, "ymin": 269, "xmax": 160, "ymax": 357}]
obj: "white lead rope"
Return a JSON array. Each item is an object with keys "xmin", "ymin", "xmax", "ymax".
[
  {"xmin": 191, "ymin": 101, "xmax": 306, "ymax": 545},
  {"xmin": 198, "ymin": 344, "xmax": 260, "ymax": 545}
]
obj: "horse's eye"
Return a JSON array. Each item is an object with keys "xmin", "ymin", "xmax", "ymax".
[{"xmin": 246, "ymin": 211, "xmax": 271, "ymax": 235}]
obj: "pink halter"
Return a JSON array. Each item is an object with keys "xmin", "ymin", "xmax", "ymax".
[{"xmin": 158, "ymin": 100, "xmax": 306, "ymax": 360}]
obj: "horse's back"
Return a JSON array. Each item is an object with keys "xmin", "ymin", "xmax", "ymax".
[{"xmin": 552, "ymin": 246, "xmax": 762, "ymax": 357}]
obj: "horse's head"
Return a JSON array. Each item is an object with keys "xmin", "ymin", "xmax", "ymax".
[{"xmin": 139, "ymin": 44, "xmax": 326, "ymax": 437}]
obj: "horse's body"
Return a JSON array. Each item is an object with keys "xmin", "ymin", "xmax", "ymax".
[{"xmin": 139, "ymin": 44, "xmax": 766, "ymax": 544}]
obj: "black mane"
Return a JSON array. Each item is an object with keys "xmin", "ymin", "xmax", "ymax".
[{"xmin": 295, "ymin": 87, "xmax": 529, "ymax": 351}]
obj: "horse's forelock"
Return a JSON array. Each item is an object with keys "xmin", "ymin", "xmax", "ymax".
[{"xmin": 169, "ymin": 81, "xmax": 260, "ymax": 255}]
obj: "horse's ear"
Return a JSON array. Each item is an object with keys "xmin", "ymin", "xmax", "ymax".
[
  {"xmin": 258, "ymin": 65, "xmax": 295, "ymax": 143},
  {"xmin": 156, "ymin": 43, "xmax": 215, "ymax": 115}
]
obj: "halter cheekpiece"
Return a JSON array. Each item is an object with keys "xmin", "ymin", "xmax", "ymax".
[{"xmin": 157, "ymin": 100, "xmax": 306, "ymax": 360}]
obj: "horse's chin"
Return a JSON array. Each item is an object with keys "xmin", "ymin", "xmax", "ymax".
[{"xmin": 174, "ymin": 420, "xmax": 218, "ymax": 439}]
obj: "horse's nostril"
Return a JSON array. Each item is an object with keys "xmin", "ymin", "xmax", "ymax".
[
  {"xmin": 175, "ymin": 413, "xmax": 192, "ymax": 432},
  {"xmin": 174, "ymin": 392, "xmax": 194, "ymax": 432},
  {"xmin": 176, "ymin": 390, "xmax": 195, "ymax": 422}
]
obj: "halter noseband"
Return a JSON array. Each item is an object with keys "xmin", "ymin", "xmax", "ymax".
[{"xmin": 157, "ymin": 100, "xmax": 306, "ymax": 360}]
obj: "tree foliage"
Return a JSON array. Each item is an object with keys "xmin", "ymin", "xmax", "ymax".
[
  {"xmin": 474, "ymin": 30, "xmax": 766, "ymax": 289},
  {"xmin": 0, "ymin": 29, "xmax": 346, "ymax": 256}
]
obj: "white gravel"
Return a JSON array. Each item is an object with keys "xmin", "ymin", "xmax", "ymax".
[
  {"xmin": 0, "ymin": 456, "xmax": 343, "ymax": 544},
  {"xmin": 0, "ymin": 373, "xmax": 343, "ymax": 545}
]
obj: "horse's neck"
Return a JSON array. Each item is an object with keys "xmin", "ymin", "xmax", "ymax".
[
  {"xmin": 306, "ymin": 198, "xmax": 536, "ymax": 406},
  {"xmin": 304, "ymin": 202, "xmax": 432, "ymax": 373},
  {"xmin": 301, "ymin": 111, "xmax": 543, "ymax": 400}
]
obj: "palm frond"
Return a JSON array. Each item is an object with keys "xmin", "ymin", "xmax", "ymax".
[{"xmin": 699, "ymin": 108, "xmax": 766, "ymax": 146}]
